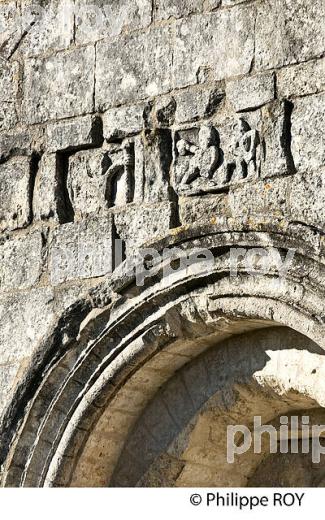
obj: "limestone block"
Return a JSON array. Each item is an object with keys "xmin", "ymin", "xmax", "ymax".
[
  {"xmin": 103, "ymin": 104, "xmax": 146, "ymax": 141},
  {"xmin": 226, "ymin": 72, "xmax": 275, "ymax": 112},
  {"xmin": 142, "ymin": 130, "xmax": 173, "ymax": 202},
  {"xmin": 67, "ymin": 142, "xmax": 137, "ymax": 218},
  {"xmin": 174, "ymin": 85, "xmax": 225, "ymax": 124},
  {"xmin": 289, "ymin": 170, "xmax": 325, "ymax": 230},
  {"xmin": 33, "ymin": 153, "xmax": 68, "ymax": 223},
  {"xmin": 114, "ymin": 202, "xmax": 174, "ymax": 255},
  {"xmin": 0, "ymin": 156, "xmax": 32, "ymax": 232},
  {"xmin": 229, "ymin": 177, "xmax": 289, "ymax": 219},
  {"xmin": 277, "ymin": 58, "xmax": 325, "ymax": 99},
  {"xmin": 18, "ymin": 0, "xmax": 74, "ymax": 58},
  {"xmin": 46, "ymin": 115, "xmax": 102, "ymax": 153},
  {"xmin": 22, "ymin": 46, "xmax": 95, "ymax": 124},
  {"xmin": 291, "ymin": 93, "xmax": 325, "ymax": 173},
  {"xmin": 179, "ymin": 195, "xmax": 231, "ymax": 225},
  {"xmin": 75, "ymin": 0, "xmax": 152, "ymax": 45},
  {"xmin": 0, "ymin": 127, "xmax": 44, "ymax": 162},
  {"xmin": 173, "ymin": 7, "xmax": 255, "ymax": 89},
  {"xmin": 67, "ymin": 149, "xmax": 111, "ymax": 219},
  {"xmin": 0, "ymin": 1, "xmax": 22, "ymax": 59},
  {"xmin": 261, "ymin": 100, "xmax": 296, "ymax": 178},
  {"xmin": 256, "ymin": 0, "xmax": 325, "ymax": 70},
  {"xmin": 96, "ymin": 26, "xmax": 173, "ymax": 110},
  {"xmin": 0, "ymin": 288, "xmax": 55, "ymax": 364},
  {"xmin": 0, "ymin": 233, "xmax": 43, "ymax": 291},
  {"xmin": 49, "ymin": 218, "xmax": 113, "ymax": 285},
  {"xmin": 154, "ymin": 0, "xmax": 204, "ymax": 20}
]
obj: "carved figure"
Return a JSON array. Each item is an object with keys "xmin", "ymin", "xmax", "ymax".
[
  {"xmin": 175, "ymin": 125, "xmax": 220, "ymax": 187},
  {"xmin": 232, "ymin": 118, "xmax": 260, "ymax": 181}
]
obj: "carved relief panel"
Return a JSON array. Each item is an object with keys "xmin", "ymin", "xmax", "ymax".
[{"xmin": 174, "ymin": 118, "xmax": 262, "ymax": 196}]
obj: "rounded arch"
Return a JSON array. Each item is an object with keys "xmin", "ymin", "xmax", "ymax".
[{"xmin": 1, "ymin": 222, "xmax": 325, "ymax": 487}]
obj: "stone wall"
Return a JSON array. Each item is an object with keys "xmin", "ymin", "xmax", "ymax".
[{"xmin": 0, "ymin": 0, "xmax": 324, "ymax": 454}]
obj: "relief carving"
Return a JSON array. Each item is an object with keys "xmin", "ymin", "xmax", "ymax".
[
  {"xmin": 228, "ymin": 118, "xmax": 261, "ymax": 182},
  {"xmin": 67, "ymin": 138, "xmax": 135, "ymax": 220},
  {"xmin": 174, "ymin": 119, "xmax": 261, "ymax": 195}
]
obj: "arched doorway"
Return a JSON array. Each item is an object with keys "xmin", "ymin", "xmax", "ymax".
[{"xmin": 1, "ymin": 225, "xmax": 325, "ymax": 487}]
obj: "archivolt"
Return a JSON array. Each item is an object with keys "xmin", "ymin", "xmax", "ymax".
[{"xmin": 1, "ymin": 222, "xmax": 325, "ymax": 486}]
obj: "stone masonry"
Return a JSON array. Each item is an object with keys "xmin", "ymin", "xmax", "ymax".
[{"xmin": 0, "ymin": 0, "xmax": 325, "ymax": 487}]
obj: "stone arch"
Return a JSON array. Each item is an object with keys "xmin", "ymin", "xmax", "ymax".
[{"xmin": 1, "ymin": 223, "xmax": 325, "ymax": 487}]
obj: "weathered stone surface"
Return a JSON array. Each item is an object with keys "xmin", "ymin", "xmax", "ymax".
[
  {"xmin": 141, "ymin": 130, "xmax": 173, "ymax": 202},
  {"xmin": 256, "ymin": 0, "xmax": 325, "ymax": 70},
  {"xmin": 173, "ymin": 115, "xmax": 263, "ymax": 195},
  {"xmin": 291, "ymin": 93, "xmax": 325, "ymax": 172},
  {"xmin": 174, "ymin": 85, "xmax": 225, "ymax": 124},
  {"xmin": 96, "ymin": 26, "xmax": 173, "ymax": 110},
  {"xmin": 174, "ymin": 7, "xmax": 255, "ymax": 88},
  {"xmin": 0, "ymin": 156, "xmax": 33, "ymax": 232},
  {"xmin": 67, "ymin": 140, "xmax": 138, "ymax": 218},
  {"xmin": 179, "ymin": 194, "xmax": 231, "ymax": 225},
  {"xmin": 33, "ymin": 153, "xmax": 67, "ymax": 223},
  {"xmin": 19, "ymin": 0, "xmax": 74, "ymax": 58},
  {"xmin": 75, "ymin": 0, "xmax": 152, "ymax": 45},
  {"xmin": 154, "ymin": 0, "xmax": 204, "ymax": 20},
  {"xmin": 205, "ymin": 0, "xmax": 221, "ymax": 8},
  {"xmin": 67, "ymin": 149, "xmax": 111, "ymax": 219},
  {"xmin": 22, "ymin": 46, "xmax": 95, "ymax": 124},
  {"xmin": 0, "ymin": 363, "xmax": 21, "ymax": 416},
  {"xmin": 229, "ymin": 177, "xmax": 289, "ymax": 218},
  {"xmin": 222, "ymin": 0, "xmax": 249, "ymax": 5},
  {"xmin": 46, "ymin": 115, "xmax": 102, "ymax": 153},
  {"xmin": 261, "ymin": 101, "xmax": 296, "ymax": 178},
  {"xmin": 103, "ymin": 104, "xmax": 146, "ymax": 141},
  {"xmin": 0, "ymin": 127, "xmax": 45, "ymax": 162},
  {"xmin": 113, "ymin": 203, "xmax": 174, "ymax": 254},
  {"xmin": 277, "ymin": 59, "xmax": 325, "ymax": 99},
  {"xmin": 49, "ymin": 218, "xmax": 113, "ymax": 285},
  {"xmin": 226, "ymin": 72, "xmax": 275, "ymax": 112},
  {"xmin": 0, "ymin": 60, "xmax": 19, "ymax": 130},
  {"xmin": 289, "ymin": 170, "xmax": 325, "ymax": 230},
  {"xmin": 0, "ymin": 233, "xmax": 43, "ymax": 291},
  {"xmin": 0, "ymin": 288, "xmax": 53, "ymax": 364},
  {"xmin": 1, "ymin": 0, "xmax": 325, "ymax": 491},
  {"xmin": 0, "ymin": 0, "xmax": 21, "ymax": 59}
]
